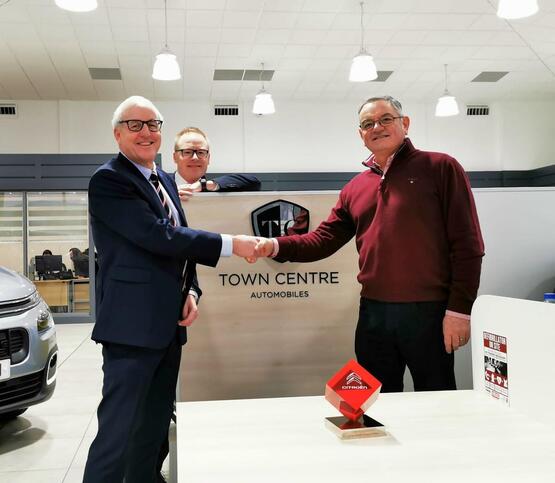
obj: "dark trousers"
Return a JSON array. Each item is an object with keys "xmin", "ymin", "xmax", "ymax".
[
  {"xmin": 83, "ymin": 334, "xmax": 181, "ymax": 483},
  {"xmin": 355, "ymin": 298, "xmax": 456, "ymax": 393}
]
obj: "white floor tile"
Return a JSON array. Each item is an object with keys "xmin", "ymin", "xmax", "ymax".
[
  {"xmin": 63, "ymin": 466, "xmax": 86, "ymax": 483},
  {"xmin": 0, "ymin": 437, "xmax": 82, "ymax": 471},
  {"xmin": 0, "ymin": 469, "xmax": 67, "ymax": 483}
]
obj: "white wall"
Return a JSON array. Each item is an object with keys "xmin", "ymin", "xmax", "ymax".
[{"xmin": 1, "ymin": 98, "xmax": 554, "ymax": 173}]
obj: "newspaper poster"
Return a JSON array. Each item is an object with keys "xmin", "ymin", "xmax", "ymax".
[{"xmin": 483, "ymin": 332, "xmax": 509, "ymax": 404}]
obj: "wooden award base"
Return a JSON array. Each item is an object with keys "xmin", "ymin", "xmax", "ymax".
[{"xmin": 325, "ymin": 415, "xmax": 386, "ymax": 440}]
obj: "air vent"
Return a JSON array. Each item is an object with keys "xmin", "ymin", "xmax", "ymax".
[
  {"xmin": 373, "ymin": 71, "xmax": 394, "ymax": 82},
  {"xmin": 471, "ymin": 71, "xmax": 508, "ymax": 83},
  {"xmin": 213, "ymin": 69, "xmax": 274, "ymax": 81},
  {"xmin": 214, "ymin": 105, "xmax": 239, "ymax": 116},
  {"xmin": 88, "ymin": 68, "xmax": 122, "ymax": 80},
  {"xmin": 466, "ymin": 105, "xmax": 490, "ymax": 116},
  {"xmin": 0, "ymin": 104, "xmax": 17, "ymax": 117}
]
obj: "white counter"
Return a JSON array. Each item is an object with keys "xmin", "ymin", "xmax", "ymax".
[{"xmin": 176, "ymin": 390, "xmax": 555, "ymax": 482}]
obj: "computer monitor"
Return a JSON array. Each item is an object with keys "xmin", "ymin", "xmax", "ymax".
[
  {"xmin": 35, "ymin": 255, "xmax": 63, "ymax": 277},
  {"xmin": 73, "ymin": 256, "xmax": 89, "ymax": 278}
]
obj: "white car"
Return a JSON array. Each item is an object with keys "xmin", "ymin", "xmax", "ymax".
[{"xmin": 0, "ymin": 266, "xmax": 58, "ymax": 420}]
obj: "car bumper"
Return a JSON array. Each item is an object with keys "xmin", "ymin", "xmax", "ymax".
[{"xmin": 0, "ymin": 344, "xmax": 58, "ymax": 415}]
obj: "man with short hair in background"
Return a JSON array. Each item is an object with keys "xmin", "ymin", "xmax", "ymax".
[
  {"xmin": 173, "ymin": 126, "xmax": 260, "ymax": 201},
  {"xmin": 83, "ymin": 95, "xmax": 257, "ymax": 483},
  {"xmin": 253, "ymin": 95, "xmax": 485, "ymax": 395}
]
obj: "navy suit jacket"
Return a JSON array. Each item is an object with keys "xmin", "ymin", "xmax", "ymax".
[
  {"xmin": 171, "ymin": 172, "xmax": 261, "ymax": 192},
  {"xmin": 89, "ymin": 153, "xmax": 222, "ymax": 349}
]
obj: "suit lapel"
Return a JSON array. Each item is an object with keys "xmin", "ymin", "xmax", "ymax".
[{"xmin": 116, "ymin": 154, "xmax": 168, "ymax": 221}]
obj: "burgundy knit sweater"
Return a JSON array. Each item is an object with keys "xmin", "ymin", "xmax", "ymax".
[{"xmin": 276, "ymin": 139, "xmax": 485, "ymax": 315}]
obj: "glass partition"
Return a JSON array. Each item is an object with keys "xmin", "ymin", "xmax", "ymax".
[
  {"xmin": 0, "ymin": 192, "xmax": 24, "ymax": 274},
  {"xmin": 26, "ymin": 192, "xmax": 90, "ymax": 314}
]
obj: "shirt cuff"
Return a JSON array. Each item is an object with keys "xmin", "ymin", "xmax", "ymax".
[
  {"xmin": 271, "ymin": 238, "xmax": 279, "ymax": 258},
  {"xmin": 445, "ymin": 310, "xmax": 470, "ymax": 321},
  {"xmin": 220, "ymin": 234, "xmax": 233, "ymax": 257},
  {"xmin": 188, "ymin": 289, "xmax": 199, "ymax": 303}
]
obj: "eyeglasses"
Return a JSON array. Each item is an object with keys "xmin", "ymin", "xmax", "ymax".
[
  {"xmin": 175, "ymin": 149, "xmax": 209, "ymax": 159},
  {"xmin": 118, "ymin": 119, "xmax": 163, "ymax": 132},
  {"xmin": 359, "ymin": 115, "xmax": 403, "ymax": 131}
]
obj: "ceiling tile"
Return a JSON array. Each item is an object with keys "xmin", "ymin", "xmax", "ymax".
[
  {"xmin": 222, "ymin": 11, "xmax": 261, "ymax": 28},
  {"xmin": 259, "ymin": 12, "xmax": 298, "ymax": 29},
  {"xmin": 146, "ymin": 8, "xmax": 185, "ymax": 27},
  {"xmin": 185, "ymin": 43, "xmax": 219, "ymax": 58},
  {"xmin": 283, "ymin": 45, "xmax": 318, "ymax": 58},
  {"xmin": 186, "ymin": 10, "xmax": 224, "ymax": 28},
  {"xmin": 314, "ymin": 45, "xmax": 353, "ymax": 59},
  {"xmin": 265, "ymin": 0, "xmax": 304, "ymax": 13},
  {"xmin": 186, "ymin": 0, "xmax": 226, "ymax": 10},
  {"xmin": 112, "ymin": 27, "xmax": 150, "ymax": 42},
  {"xmin": 83, "ymin": 53, "xmax": 120, "ymax": 68},
  {"xmin": 74, "ymin": 24, "xmax": 114, "ymax": 41},
  {"xmin": 295, "ymin": 13, "xmax": 336, "ymax": 30},
  {"xmin": 301, "ymin": 0, "xmax": 345, "ymax": 14},
  {"xmin": 321, "ymin": 30, "xmax": 360, "ymax": 46},
  {"xmin": 185, "ymin": 28, "xmax": 221, "ymax": 44},
  {"xmin": 249, "ymin": 45, "xmax": 285, "ymax": 64},
  {"xmin": 219, "ymin": 28, "xmax": 257, "ymax": 44},
  {"xmin": 27, "ymin": 5, "xmax": 72, "ymax": 25},
  {"xmin": 68, "ymin": 7, "xmax": 111, "ymax": 25},
  {"xmin": 217, "ymin": 44, "xmax": 252, "ymax": 58},
  {"xmin": 404, "ymin": 13, "xmax": 480, "ymax": 30},
  {"xmin": 115, "ymin": 41, "xmax": 151, "ymax": 55},
  {"xmin": 255, "ymin": 29, "xmax": 291, "ymax": 44},
  {"xmin": 36, "ymin": 24, "xmax": 77, "ymax": 42},
  {"xmin": 289, "ymin": 30, "xmax": 328, "ymax": 45}
]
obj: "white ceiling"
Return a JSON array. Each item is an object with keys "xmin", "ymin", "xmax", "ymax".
[{"xmin": 0, "ymin": 0, "xmax": 554, "ymax": 103}]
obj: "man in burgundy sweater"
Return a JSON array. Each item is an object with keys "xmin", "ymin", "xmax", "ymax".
[{"xmin": 253, "ymin": 95, "xmax": 485, "ymax": 392}]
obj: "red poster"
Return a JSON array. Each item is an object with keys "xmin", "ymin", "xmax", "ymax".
[{"xmin": 483, "ymin": 331, "xmax": 509, "ymax": 404}]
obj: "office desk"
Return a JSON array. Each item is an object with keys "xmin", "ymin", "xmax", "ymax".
[
  {"xmin": 176, "ymin": 391, "xmax": 555, "ymax": 483},
  {"xmin": 33, "ymin": 279, "xmax": 70, "ymax": 309},
  {"xmin": 33, "ymin": 278, "xmax": 90, "ymax": 313},
  {"xmin": 71, "ymin": 278, "xmax": 90, "ymax": 312}
]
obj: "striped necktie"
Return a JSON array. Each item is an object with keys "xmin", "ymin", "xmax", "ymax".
[{"xmin": 149, "ymin": 171, "xmax": 176, "ymax": 226}]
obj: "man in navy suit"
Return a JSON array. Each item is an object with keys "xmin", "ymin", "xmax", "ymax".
[
  {"xmin": 172, "ymin": 126, "xmax": 260, "ymax": 200},
  {"xmin": 83, "ymin": 96, "xmax": 257, "ymax": 483}
]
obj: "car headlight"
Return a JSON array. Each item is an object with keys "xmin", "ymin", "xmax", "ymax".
[
  {"xmin": 37, "ymin": 307, "xmax": 54, "ymax": 332},
  {"xmin": 30, "ymin": 290, "xmax": 42, "ymax": 308}
]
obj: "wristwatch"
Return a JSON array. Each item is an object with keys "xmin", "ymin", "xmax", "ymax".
[{"xmin": 199, "ymin": 176, "xmax": 208, "ymax": 192}]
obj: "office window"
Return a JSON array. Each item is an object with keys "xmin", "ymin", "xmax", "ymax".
[
  {"xmin": 0, "ymin": 192, "xmax": 24, "ymax": 274},
  {"xmin": 27, "ymin": 192, "xmax": 90, "ymax": 314}
]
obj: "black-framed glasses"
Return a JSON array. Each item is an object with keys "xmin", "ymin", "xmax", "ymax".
[
  {"xmin": 359, "ymin": 115, "xmax": 403, "ymax": 131},
  {"xmin": 175, "ymin": 149, "xmax": 209, "ymax": 159},
  {"xmin": 118, "ymin": 119, "xmax": 163, "ymax": 132}
]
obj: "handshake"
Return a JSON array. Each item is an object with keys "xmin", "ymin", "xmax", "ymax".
[{"xmin": 231, "ymin": 235, "xmax": 274, "ymax": 262}]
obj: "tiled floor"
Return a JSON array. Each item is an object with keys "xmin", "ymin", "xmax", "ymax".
[{"xmin": 0, "ymin": 323, "xmax": 103, "ymax": 482}]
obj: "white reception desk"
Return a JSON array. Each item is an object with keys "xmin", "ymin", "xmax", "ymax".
[
  {"xmin": 174, "ymin": 295, "xmax": 555, "ymax": 482},
  {"xmin": 176, "ymin": 390, "xmax": 555, "ymax": 482}
]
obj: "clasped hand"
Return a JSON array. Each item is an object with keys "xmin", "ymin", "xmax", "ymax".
[{"xmin": 231, "ymin": 236, "xmax": 274, "ymax": 262}]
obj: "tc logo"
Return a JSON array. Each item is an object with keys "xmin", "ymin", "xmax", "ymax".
[{"xmin": 251, "ymin": 199, "xmax": 310, "ymax": 238}]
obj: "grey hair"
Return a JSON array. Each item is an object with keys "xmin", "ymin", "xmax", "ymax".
[
  {"xmin": 358, "ymin": 95, "xmax": 404, "ymax": 116},
  {"xmin": 111, "ymin": 96, "xmax": 164, "ymax": 129}
]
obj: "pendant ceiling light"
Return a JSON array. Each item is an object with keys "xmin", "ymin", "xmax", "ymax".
[
  {"xmin": 152, "ymin": 0, "xmax": 181, "ymax": 81},
  {"xmin": 435, "ymin": 64, "xmax": 459, "ymax": 117},
  {"xmin": 497, "ymin": 0, "xmax": 538, "ymax": 19},
  {"xmin": 252, "ymin": 63, "xmax": 275, "ymax": 115},
  {"xmin": 349, "ymin": 1, "xmax": 377, "ymax": 82},
  {"xmin": 55, "ymin": 0, "xmax": 97, "ymax": 12}
]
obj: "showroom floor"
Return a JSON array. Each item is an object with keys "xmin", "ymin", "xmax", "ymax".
[{"xmin": 0, "ymin": 323, "xmax": 119, "ymax": 482}]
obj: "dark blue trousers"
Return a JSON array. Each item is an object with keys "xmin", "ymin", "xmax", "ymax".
[
  {"xmin": 83, "ymin": 334, "xmax": 181, "ymax": 483},
  {"xmin": 355, "ymin": 298, "xmax": 456, "ymax": 393}
]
